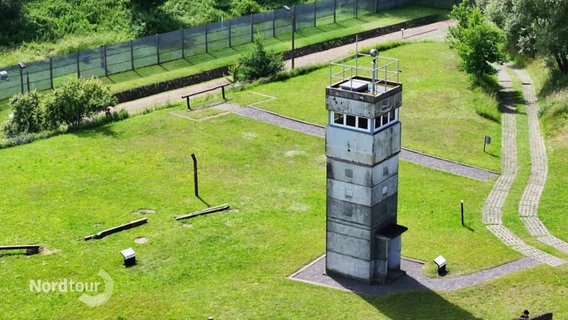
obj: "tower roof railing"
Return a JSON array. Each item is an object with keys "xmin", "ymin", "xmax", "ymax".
[{"xmin": 329, "ymin": 53, "xmax": 400, "ymax": 96}]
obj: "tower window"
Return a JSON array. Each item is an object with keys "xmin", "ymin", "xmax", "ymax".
[
  {"xmin": 334, "ymin": 112, "xmax": 345, "ymax": 125},
  {"xmin": 346, "ymin": 115, "xmax": 356, "ymax": 127},
  {"xmin": 330, "ymin": 112, "xmax": 372, "ymax": 133},
  {"xmin": 373, "ymin": 108, "xmax": 399, "ymax": 132},
  {"xmin": 358, "ymin": 118, "xmax": 369, "ymax": 130}
]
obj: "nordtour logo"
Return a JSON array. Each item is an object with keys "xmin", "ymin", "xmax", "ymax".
[{"xmin": 30, "ymin": 269, "xmax": 113, "ymax": 307}]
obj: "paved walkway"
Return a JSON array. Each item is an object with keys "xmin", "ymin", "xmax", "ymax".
[
  {"xmin": 218, "ymin": 104, "xmax": 497, "ymax": 181},
  {"xmin": 289, "ymin": 255, "xmax": 541, "ymax": 296},
  {"xmin": 512, "ymin": 68, "xmax": 568, "ymax": 255},
  {"xmin": 482, "ymin": 65, "xmax": 566, "ymax": 266}
]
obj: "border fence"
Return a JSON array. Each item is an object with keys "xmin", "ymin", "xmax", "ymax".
[{"xmin": 0, "ymin": 0, "xmax": 416, "ymax": 100}]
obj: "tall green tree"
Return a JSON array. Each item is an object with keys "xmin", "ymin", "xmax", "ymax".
[
  {"xmin": 483, "ymin": 0, "xmax": 568, "ymax": 74},
  {"xmin": 0, "ymin": 0, "xmax": 26, "ymax": 44},
  {"xmin": 448, "ymin": 0, "xmax": 505, "ymax": 79}
]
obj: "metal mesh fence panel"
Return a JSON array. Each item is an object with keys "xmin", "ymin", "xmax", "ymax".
[
  {"xmin": 414, "ymin": 0, "xmax": 458, "ymax": 9},
  {"xmin": 377, "ymin": 0, "xmax": 395, "ymax": 11},
  {"xmin": 0, "ymin": 65, "xmax": 23, "ymax": 99},
  {"xmin": 184, "ymin": 25, "xmax": 207, "ymax": 56},
  {"xmin": 79, "ymin": 48, "xmax": 106, "ymax": 78},
  {"xmin": 230, "ymin": 15, "xmax": 253, "ymax": 47},
  {"xmin": 159, "ymin": 30, "xmax": 183, "ymax": 63},
  {"xmin": 206, "ymin": 21, "xmax": 229, "ymax": 52},
  {"xmin": 132, "ymin": 35, "xmax": 158, "ymax": 68},
  {"xmin": 274, "ymin": 8, "xmax": 292, "ymax": 37},
  {"xmin": 252, "ymin": 11, "xmax": 274, "ymax": 40},
  {"xmin": 26, "ymin": 60, "xmax": 52, "ymax": 92},
  {"xmin": 358, "ymin": 0, "xmax": 376, "ymax": 14},
  {"xmin": 52, "ymin": 52, "xmax": 78, "ymax": 79},
  {"xmin": 106, "ymin": 41, "xmax": 133, "ymax": 74},
  {"xmin": 296, "ymin": 3, "xmax": 316, "ymax": 29},
  {"xmin": 336, "ymin": 0, "xmax": 356, "ymax": 19},
  {"xmin": 315, "ymin": 0, "xmax": 336, "ymax": 25}
]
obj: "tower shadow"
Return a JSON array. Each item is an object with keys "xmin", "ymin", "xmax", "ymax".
[{"xmin": 290, "ymin": 255, "xmax": 483, "ymax": 319}]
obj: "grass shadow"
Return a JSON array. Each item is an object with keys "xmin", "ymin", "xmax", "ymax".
[
  {"xmin": 70, "ymin": 124, "xmax": 118, "ymax": 138},
  {"xmin": 197, "ymin": 195, "xmax": 211, "ymax": 207},
  {"xmin": 362, "ymin": 288, "xmax": 484, "ymax": 319},
  {"xmin": 497, "ymin": 89, "xmax": 525, "ymax": 115}
]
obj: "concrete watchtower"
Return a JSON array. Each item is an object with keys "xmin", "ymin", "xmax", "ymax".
[{"xmin": 325, "ymin": 50, "xmax": 407, "ymax": 284}]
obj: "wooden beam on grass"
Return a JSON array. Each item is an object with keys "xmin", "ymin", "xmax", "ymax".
[
  {"xmin": 174, "ymin": 203, "xmax": 230, "ymax": 221},
  {"xmin": 84, "ymin": 218, "xmax": 148, "ymax": 241}
]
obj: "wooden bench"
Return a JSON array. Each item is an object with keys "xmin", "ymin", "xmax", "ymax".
[
  {"xmin": 528, "ymin": 313, "xmax": 553, "ymax": 320},
  {"xmin": 181, "ymin": 84, "xmax": 228, "ymax": 110},
  {"xmin": 0, "ymin": 245, "xmax": 41, "ymax": 255}
]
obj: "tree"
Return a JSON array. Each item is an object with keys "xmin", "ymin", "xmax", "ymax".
[
  {"xmin": 44, "ymin": 78, "xmax": 117, "ymax": 129},
  {"xmin": 448, "ymin": 0, "xmax": 506, "ymax": 79},
  {"xmin": 0, "ymin": 0, "xmax": 25, "ymax": 44},
  {"xmin": 230, "ymin": 34, "xmax": 284, "ymax": 82},
  {"xmin": 231, "ymin": 0, "xmax": 263, "ymax": 16},
  {"xmin": 483, "ymin": 0, "xmax": 568, "ymax": 74},
  {"xmin": 3, "ymin": 91, "xmax": 44, "ymax": 137}
]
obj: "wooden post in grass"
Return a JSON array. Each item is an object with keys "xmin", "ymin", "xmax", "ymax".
[
  {"xmin": 461, "ymin": 200, "xmax": 464, "ymax": 227},
  {"xmin": 191, "ymin": 153, "xmax": 199, "ymax": 197}
]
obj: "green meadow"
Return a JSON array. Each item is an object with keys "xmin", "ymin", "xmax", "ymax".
[{"xmin": 0, "ymin": 42, "xmax": 567, "ymax": 319}]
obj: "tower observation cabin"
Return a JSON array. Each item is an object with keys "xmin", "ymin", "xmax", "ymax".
[{"xmin": 325, "ymin": 50, "xmax": 407, "ymax": 284}]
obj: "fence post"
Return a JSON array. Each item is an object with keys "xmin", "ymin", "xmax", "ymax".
[
  {"xmin": 76, "ymin": 51, "xmax": 80, "ymax": 78},
  {"xmin": 181, "ymin": 28, "xmax": 186, "ymax": 59},
  {"xmin": 205, "ymin": 24, "xmax": 209, "ymax": 53},
  {"xmin": 314, "ymin": 1, "xmax": 317, "ymax": 27},
  {"xmin": 49, "ymin": 57, "xmax": 54, "ymax": 89},
  {"xmin": 156, "ymin": 34, "xmax": 160, "ymax": 65},
  {"xmin": 228, "ymin": 19, "xmax": 232, "ymax": 48},
  {"xmin": 355, "ymin": 0, "xmax": 358, "ymax": 18},
  {"xmin": 130, "ymin": 40, "xmax": 135, "ymax": 71},
  {"xmin": 375, "ymin": 0, "xmax": 379, "ymax": 12},
  {"xmin": 333, "ymin": 0, "xmax": 337, "ymax": 23},
  {"xmin": 103, "ymin": 45, "xmax": 108, "ymax": 77},
  {"xmin": 272, "ymin": 11, "xmax": 276, "ymax": 38},
  {"xmin": 250, "ymin": 14, "xmax": 254, "ymax": 42}
]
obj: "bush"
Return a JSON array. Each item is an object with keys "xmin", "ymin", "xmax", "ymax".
[
  {"xmin": 229, "ymin": 34, "xmax": 284, "ymax": 83},
  {"xmin": 448, "ymin": 0, "xmax": 505, "ymax": 79},
  {"xmin": 3, "ymin": 91, "xmax": 44, "ymax": 137},
  {"xmin": 44, "ymin": 78, "xmax": 117, "ymax": 129}
]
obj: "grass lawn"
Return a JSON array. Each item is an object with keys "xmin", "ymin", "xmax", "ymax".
[
  {"xmin": 0, "ymin": 100, "xmax": 526, "ymax": 319},
  {"xmin": 0, "ymin": 24, "xmax": 567, "ymax": 320},
  {"xmin": 231, "ymin": 41, "xmax": 502, "ymax": 172}
]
